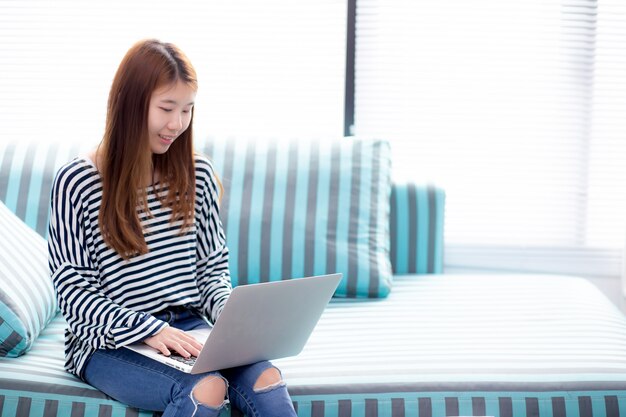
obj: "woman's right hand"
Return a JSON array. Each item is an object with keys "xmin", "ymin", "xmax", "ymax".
[{"xmin": 143, "ymin": 326, "xmax": 204, "ymax": 358}]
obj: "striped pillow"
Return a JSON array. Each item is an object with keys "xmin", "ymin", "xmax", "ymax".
[
  {"xmin": 199, "ymin": 137, "xmax": 393, "ymax": 298},
  {"xmin": 0, "ymin": 139, "xmax": 95, "ymax": 237},
  {"xmin": 0, "ymin": 201, "xmax": 56, "ymax": 357},
  {"xmin": 390, "ymin": 183, "xmax": 445, "ymax": 274}
]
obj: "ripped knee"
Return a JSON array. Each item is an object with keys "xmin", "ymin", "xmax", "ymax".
[
  {"xmin": 191, "ymin": 375, "xmax": 228, "ymax": 408},
  {"xmin": 253, "ymin": 367, "xmax": 285, "ymax": 392}
]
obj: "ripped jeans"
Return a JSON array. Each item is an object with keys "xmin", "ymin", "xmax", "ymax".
[{"xmin": 83, "ymin": 308, "xmax": 297, "ymax": 417}]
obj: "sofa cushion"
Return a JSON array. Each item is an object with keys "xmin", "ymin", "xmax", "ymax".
[
  {"xmin": 0, "ymin": 201, "xmax": 56, "ymax": 357},
  {"xmin": 0, "ymin": 140, "xmax": 95, "ymax": 238},
  {"xmin": 199, "ymin": 137, "xmax": 393, "ymax": 298},
  {"xmin": 390, "ymin": 183, "xmax": 445, "ymax": 274},
  {"xmin": 1, "ymin": 139, "xmax": 446, "ymax": 282}
]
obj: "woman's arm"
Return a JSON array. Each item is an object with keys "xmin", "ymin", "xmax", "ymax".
[
  {"xmin": 48, "ymin": 163, "xmax": 167, "ymax": 349},
  {"xmin": 195, "ymin": 159, "xmax": 232, "ymax": 324}
]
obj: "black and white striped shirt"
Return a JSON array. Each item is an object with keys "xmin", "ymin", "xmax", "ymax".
[{"xmin": 48, "ymin": 154, "xmax": 231, "ymax": 378}]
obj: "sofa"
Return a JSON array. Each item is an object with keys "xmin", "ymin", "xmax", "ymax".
[{"xmin": 1, "ymin": 136, "xmax": 626, "ymax": 417}]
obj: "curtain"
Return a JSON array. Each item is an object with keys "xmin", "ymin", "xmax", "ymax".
[
  {"xmin": 353, "ymin": 0, "xmax": 626, "ymax": 276},
  {"xmin": 0, "ymin": 0, "xmax": 346, "ymax": 147}
]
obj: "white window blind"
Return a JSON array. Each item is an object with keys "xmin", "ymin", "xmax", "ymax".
[
  {"xmin": 3, "ymin": 0, "xmax": 625, "ymax": 278},
  {"xmin": 354, "ymin": 0, "xmax": 626, "ymax": 276},
  {"xmin": 0, "ymin": 1, "xmax": 346, "ymax": 147}
]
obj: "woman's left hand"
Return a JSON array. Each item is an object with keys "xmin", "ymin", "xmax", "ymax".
[{"xmin": 143, "ymin": 326, "xmax": 204, "ymax": 358}]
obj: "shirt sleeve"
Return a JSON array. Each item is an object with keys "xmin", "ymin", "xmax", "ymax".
[
  {"xmin": 195, "ymin": 161, "xmax": 232, "ymax": 324},
  {"xmin": 47, "ymin": 165, "xmax": 167, "ymax": 350}
]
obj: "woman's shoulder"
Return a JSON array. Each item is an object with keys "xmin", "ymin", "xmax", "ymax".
[
  {"xmin": 55, "ymin": 156, "xmax": 99, "ymax": 181},
  {"xmin": 193, "ymin": 152, "xmax": 213, "ymax": 168},
  {"xmin": 193, "ymin": 153, "xmax": 218, "ymax": 183},
  {"xmin": 193, "ymin": 153, "xmax": 222, "ymax": 204},
  {"xmin": 52, "ymin": 157, "xmax": 101, "ymax": 197}
]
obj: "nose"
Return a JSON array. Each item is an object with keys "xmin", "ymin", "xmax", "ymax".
[{"xmin": 168, "ymin": 113, "xmax": 183, "ymax": 132}]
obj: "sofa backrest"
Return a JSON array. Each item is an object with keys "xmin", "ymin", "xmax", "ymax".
[{"xmin": 0, "ymin": 137, "xmax": 444, "ymax": 285}]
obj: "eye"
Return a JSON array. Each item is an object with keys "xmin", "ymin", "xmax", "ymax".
[{"xmin": 159, "ymin": 107, "xmax": 173, "ymax": 113}]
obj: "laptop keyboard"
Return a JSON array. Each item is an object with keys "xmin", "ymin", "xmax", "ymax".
[{"xmin": 161, "ymin": 352, "xmax": 197, "ymax": 366}]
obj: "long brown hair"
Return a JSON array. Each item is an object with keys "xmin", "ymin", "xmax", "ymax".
[{"xmin": 98, "ymin": 39, "xmax": 197, "ymax": 259}]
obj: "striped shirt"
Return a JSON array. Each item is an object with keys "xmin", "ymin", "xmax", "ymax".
[{"xmin": 47, "ymin": 154, "xmax": 232, "ymax": 378}]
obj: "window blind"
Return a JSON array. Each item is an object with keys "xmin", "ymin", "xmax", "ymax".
[
  {"xmin": 0, "ymin": 0, "xmax": 346, "ymax": 148},
  {"xmin": 354, "ymin": 0, "xmax": 626, "ymax": 276}
]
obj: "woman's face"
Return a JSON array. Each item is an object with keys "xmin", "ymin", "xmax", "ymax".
[{"xmin": 147, "ymin": 80, "xmax": 196, "ymax": 154}]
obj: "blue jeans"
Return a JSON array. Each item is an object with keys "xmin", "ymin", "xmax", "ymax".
[{"xmin": 83, "ymin": 307, "xmax": 297, "ymax": 417}]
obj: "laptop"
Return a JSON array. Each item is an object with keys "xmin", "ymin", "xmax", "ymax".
[{"xmin": 125, "ymin": 273, "xmax": 342, "ymax": 374}]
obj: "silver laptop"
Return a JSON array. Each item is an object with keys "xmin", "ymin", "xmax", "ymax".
[{"xmin": 125, "ymin": 273, "xmax": 342, "ymax": 374}]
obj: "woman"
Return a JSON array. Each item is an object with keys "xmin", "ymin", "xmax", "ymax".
[{"xmin": 48, "ymin": 39, "xmax": 297, "ymax": 417}]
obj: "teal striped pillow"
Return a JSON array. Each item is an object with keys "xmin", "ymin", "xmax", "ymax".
[
  {"xmin": 0, "ymin": 140, "xmax": 93, "ymax": 237},
  {"xmin": 390, "ymin": 183, "xmax": 445, "ymax": 274},
  {"xmin": 0, "ymin": 201, "xmax": 57, "ymax": 357},
  {"xmin": 199, "ymin": 137, "xmax": 393, "ymax": 298}
]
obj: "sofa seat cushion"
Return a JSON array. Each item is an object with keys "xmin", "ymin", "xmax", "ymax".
[
  {"xmin": 0, "ymin": 313, "xmax": 155, "ymax": 417},
  {"xmin": 2, "ymin": 275, "xmax": 626, "ymax": 417},
  {"xmin": 272, "ymin": 274, "xmax": 626, "ymax": 416},
  {"xmin": 199, "ymin": 136, "xmax": 394, "ymax": 298},
  {"xmin": 0, "ymin": 201, "xmax": 56, "ymax": 357}
]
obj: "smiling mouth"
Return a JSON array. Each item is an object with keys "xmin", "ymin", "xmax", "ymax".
[{"xmin": 159, "ymin": 134, "xmax": 176, "ymax": 142}]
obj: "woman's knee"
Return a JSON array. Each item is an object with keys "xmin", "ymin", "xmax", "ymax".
[
  {"xmin": 253, "ymin": 367, "xmax": 284, "ymax": 391},
  {"xmin": 191, "ymin": 375, "xmax": 228, "ymax": 407}
]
